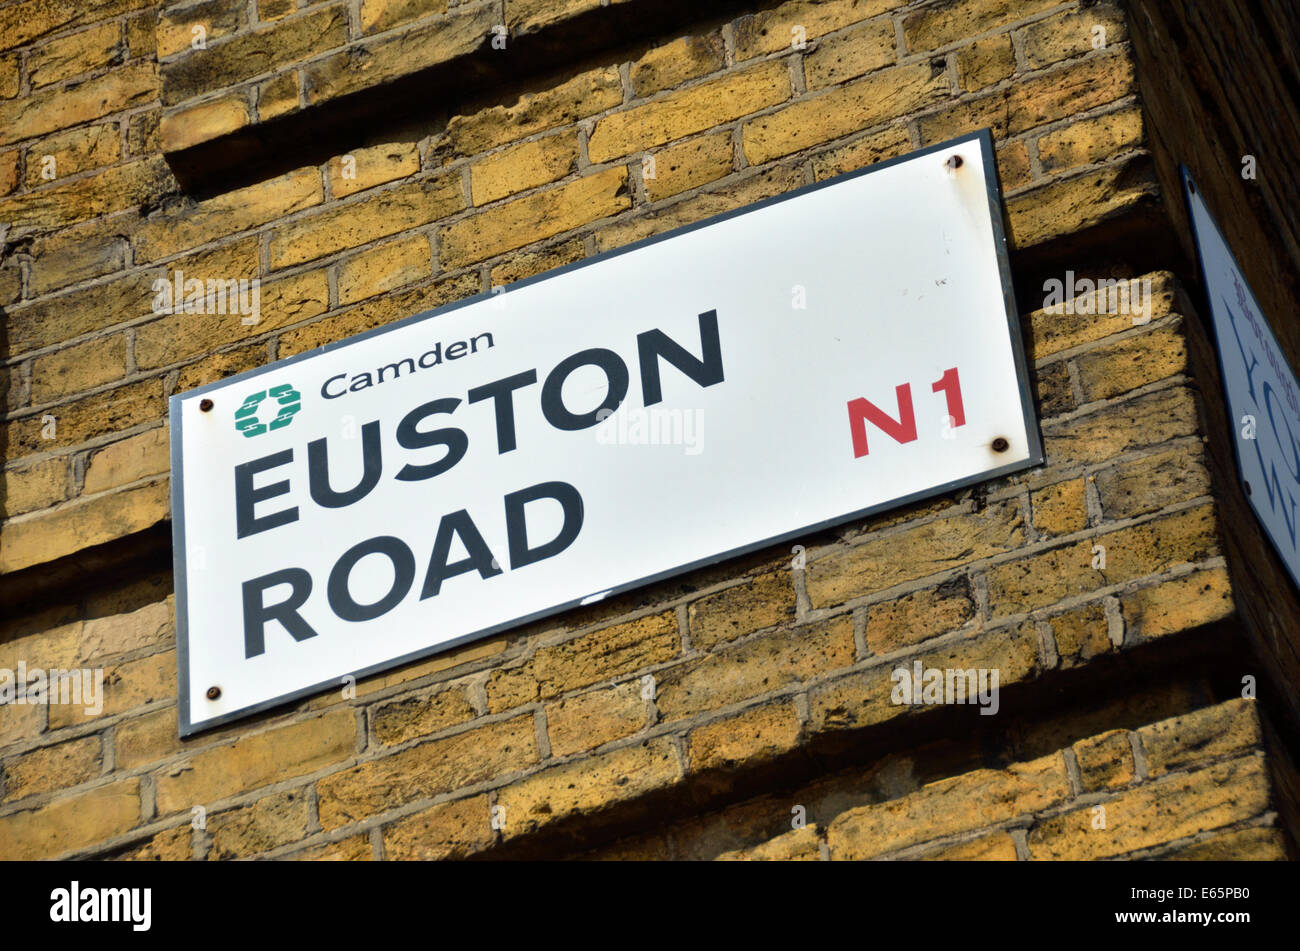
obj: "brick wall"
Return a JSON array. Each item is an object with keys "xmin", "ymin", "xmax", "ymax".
[{"xmin": 0, "ymin": 0, "xmax": 1294, "ymax": 860}]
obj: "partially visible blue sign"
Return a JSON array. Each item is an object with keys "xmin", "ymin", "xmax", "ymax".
[{"xmin": 1184, "ymin": 169, "xmax": 1300, "ymax": 592}]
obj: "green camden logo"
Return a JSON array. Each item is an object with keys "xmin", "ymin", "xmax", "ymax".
[{"xmin": 234, "ymin": 384, "xmax": 301, "ymax": 438}]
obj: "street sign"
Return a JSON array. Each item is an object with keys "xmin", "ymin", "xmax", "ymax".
[
  {"xmin": 171, "ymin": 129, "xmax": 1041, "ymax": 735},
  {"xmin": 1184, "ymin": 169, "xmax": 1300, "ymax": 593}
]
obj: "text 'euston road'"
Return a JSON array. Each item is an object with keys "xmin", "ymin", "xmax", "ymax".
[{"xmin": 233, "ymin": 310, "xmax": 724, "ymax": 660}]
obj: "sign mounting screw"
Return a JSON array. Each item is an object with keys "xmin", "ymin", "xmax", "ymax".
[
  {"xmin": 944, "ymin": 154, "xmax": 963, "ymax": 171},
  {"xmin": 199, "ymin": 398, "xmax": 214, "ymax": 412},
  {"xmin": 206, "ymin": 686, "xmax": 221, "ymax": 700},
  {"xmin": 991, "ymin": 437, "xmax": 1009, "ymax": 452}
]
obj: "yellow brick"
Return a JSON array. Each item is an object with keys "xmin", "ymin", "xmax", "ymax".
[
  {"xmin": 496, "ymin": 737, "xmax": 682, "ymax": 839},
  {"xmin": 1073, "ymin": 729, "xmax": 1134, "ymax": 791},
  {"xmin": 657, "ymin": 616, "xmax": 855, "ymax": 720},
  {"xmin": 337, "ymin": 235, "xmax": 431, "ymax": 305},
  {"xmin": 24, "ymin": 123, "xmax": 121, "ymax": 187},
  {"xmin": 918, "ymin": 831, "xmax": 1019, "ymax": 860},
  {"xmin": 864, "ymin": 577, "xmax": 976, "ymax": 654},
  {"xmin": 361, "ymin": 0, "xmax": 449, "ymax": 35},
  {"xmin": 687, "ymin": 570, "xmax": 795, "ymax": 649},
  {"xmin": 0, "ymin": 778, "xmax": 140, "ymax": 859},
  {"xmin": 2, "ymin": 735, "xmax": 101, "ymax": 802},
  {"xmin": 1031, "ymin": 478, "xmax": 1087, "ymax": 537},
  {"xmin": 49, "ymin": 651, "xmax": 175, "ymax": 729},
  {"xmin": 1021, "ymin": 7, "xmax": 1128, "ymax": 69},
  {"xmin": 1028, "ymin": 271, "xmax": 1175, "ymax": 360},
  {"xmin": 589, "ymin": 61, "xmax": 790, "ymax": 163},
  {"xmin": 1093, "ymin": 448, "xmax": 1211, "ymax": 520},
  {"xmin": 490, "ymin": 237, "xmax": 585, "ymax": 287},
  {"xmin": 78, "ymin": 598, "xmax": 173, "ymax": 662},
  {"xmin": 257, "ymin": 70, "xmax": 299, "ymax": 122},
  {"xmin": 803, "ymin": 20, "xmax": 896, "ymax": 89},
  {"xmin": 1075, "ymin": 323, "xmax": 1187, "ymax": 402},
  {"xmin": 1038, "ymin": 106, "xmax": 1143, "ymax": 173},
  {"xmin": 382, "ymin": 794, "xmax": 492, "ymax": 859},
  {"xmin": 643, "ymin": 131, "xmax": 734, "ymax": 202},
  {"xmin": 328, "ymin": 141, "xmax": 420, "ymax": 199},
  {"xmin": 28, "ymin": 22, "xmax": 122, "ymax": 88},
  {"xmin": 0, "ymin": 53, "xmax": 18, "ymax": 98},
  {"xmin": 1121, "ymin": 569, "xmax": 1234, "ymax": 641},
  {"xmin": 2, "ymin": 456, "xmax": 68, "ymax": 516},
  {"xmin": 1042, "ymin": 386, "xmax": 1199, "ymax": 470},
  {"xmin": 904, "ymin": 0, "xmax": 1059, "ymax": 52},
  {"xmin": 271, "ymin": 176, "xmax": 462, "ymax": 269},
  {"xmin": 2, "ymin": 156, "xmax": 169, "ymax": 231},
  {"xmin": 687, "ymin": 701, "xmax": 802, "ymax": 772},
  {"xmin": 1027, "ymin": 755, "xmax": 1269, "ymax": 859},
  {"xmin": 806, "ymin": 500, "xmax": 1024, "ymax": 608},
  {"xmin": 0, "ymin": 62, "xmax": 156, "ymax": 148},
  {"xmin": 119, "ymin": 824, "xmax": 192, "ymax": 860},
  {"xmin": 289, "ymin": 834, "xmax": 371, "ymax": 860},
  {"xmin": 828, "ymin": 751, "xmax": 1068, "ymax": 858},
  {"xmin": 369, "ymin": 684, "xmax": 477, "ymax": 747},
  {"xmin": 439, "ymin": 66, "xmax": 623, "ymax": 160},
  {"xmin": 1008, "ymin": 157, "xmax": 1158, "ymax": 248},
  {"xmin": 629, "ymin": 33, "xmax": 726, "ymax": 97},
  {"xmin": 470, "ymin": 132, "xmax": 578, "ymax": 205},
  {"xmin": 155, "ymin": 712, "xmax": 356, "ymax": 815},
  {"xmin": 532, "ymin": 609, "xmax": 680, "ymax": 698},
  {"xmin": 716, "ymin": 825, "xmax": 822, "ymax": 861},
  {"xmin": 733, "ymin": 0, "xmax": 902, "ymax": 60},
  {"xmin": 546, "ymin": 680, "xmax": 647, "ymax": 757},
  {"xmin": 136, "ymin": 166, "xmax": 322, "ymax": 263},
  {"xmin": 1157, "ymin": 826, "xmax": 1286, "ymax": 860},
  {"xmin": 159, "ymin": 95, "xmax": 250, "ymax": 153},
  {"xmin": 30, "ymin": 333, "xmax": 126, "ymax": 403},
  {"xmin": 158, "ymin": 0, "xmax": 247, "ymax": 59},
  {"xmin": 1049, "ymin": 601, "xmax": 1112, "ymax": 667},
  {"xmin": 810, "ymin": 123, "xmax": 911, "ymax": 179},
  {"xmin": 316, "ymin": 715, "xmax": 536, "ymax": 830},
  {"xmin": 208, "ymin": 789, "xmax": 310, "ymax": 859},
  {"xmin": 440, "ymin": 167, "xmax": 628, "ymax": 268},
  {"xmin": 985, "ymin": 505, "xmax": 1220, "ymax": 616},
  {"xmin": 957, "ymin": 33, "xmax": 1015, "ymax": 91},
  {"xmin": 0, "ymin": 479, "xmax": 170, "ymax": 573},
  {"xmin": 743, "ymin": 64, "xmax": 946, "ymax": 165},
  {"xmin": 83, "ymin": 427, "xmax": 170, "ymax": 495}
]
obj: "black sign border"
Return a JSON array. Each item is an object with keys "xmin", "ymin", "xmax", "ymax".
[{"xmin": 170, "ymin": 128, "xmax": 1043, "ymax": 736}]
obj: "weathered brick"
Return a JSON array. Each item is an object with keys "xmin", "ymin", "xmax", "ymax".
[
  {"xmin": 803, "ymin": 20, "xmax": 896, "ymax": 89},
  {"xmin": 28, "ymin": 22, "xmax": 122, "ymax": 89},
  {"xmin": 1075, "ymin": 323, "xmax": 1187, "ymax": 402},
  {"xmin": 1027, "ymin": 272, "xmax": 1174, "ymax": 359},
  {"xmin": 328, "ymin": 141, "xmax": 420, "ymax": 199},
  {"xmin": 630, "ymin": 33, "xmax": 726, "ymax": 97},
  {"xmin": 717, "ymin": 825, "xmax": 822, "ymax": 861},
  {"xmin": 530, "ymin": 610, "xmax": 679, "ymax": 699},
  {"xmin": 490, "ymin": 237, "xmax": 585, "ymax": 286},
  {"xmin": 256, "ymin": 70, "xmax": 299, "ymax": 122},
  {"xmin": 957, "ymin": 33, "xmax": 1014, "ymax": 92},
  {"xmin": 1155, "ymin": 825, "xmax": 1286, "ymax": 861},
  {"xmin": 658, "ymin": 616, "xmax": 854, "ymax": 720},
  {"xmin": 828, "ymin": 751, "xmax": 1068, "ymax": 858},
  {"xmin": 288, "ymin": 834, "xmax": 371, "ymax": 860},
  {"xmin": 82, "ymin": 427, "xmax": 170, "ymax": 495},
  {"xmin": 470, "ymin": 132, "xmax": 579, "ymax": 205},
  {"xmin": 1073, "ymin": 729, "xmax": 1134, "ymax": 791},
  {"xmin": 1007, "ymin": 157, "xmax": 1158, "ymax": 248},
  {"xmin": 985, "ymin": 504, "xmax": 1219, "ymax": 615},
  {"xmin": 687, "ymin": 701, "xmax": 802, "ymax": 772},
  {"xmin": 337, "ymin": 235, "xmax": 431, "ymax": 304},
  {"xmin": 904, "ymin": 0, "xmax": 1059, "ymax": 52},
  {"xmin": 809, "ymin": 623, "xmax": 1040, "ymax": 733},
  {"xmin": 809, "ymin": 123, "xmax": 911, "ymax": 179},
  {"xmin": 382, "ymin": 794, "xmax": 492, "ymax": 859},
  {"xmin": 30, "ymin": 333, "xmax": 126, "ymax": 403},
  {"xmin": 743, "ymin": 64, "xmax": 945, "ymax": 165},
  {"xmin": 733, "ymin": 0, "xmax": 901, "ymax": 60},
  {"xmin": 271, "ymin": 175, "xmax": 463, "ymax": 269},
  {"xmin": 918, "ymin": 831, "xmax": 1019, "ymax": 860},
  {"xmin": 362, "ymin": 0, "xmax": 449, "ymax": 35},
  {"xmin": 157, "ymin": 0, "xmax": 247, "ymax": 59},
  {"xmin": 441, "ymin": 166, "xmax": 628, "ymax": 267},
  {"xmin": 1121, "ymin": 569, "xmax": 1235, "ymax": 641},
  {"xmin": 1049, "ymin": 601, "xmax": 1112, "ymax": 667},
  {"xmin": 316, "ymin": 715, "xmax": 535, "ymax": 830},
  {"xmin": 1031, "ymin": 477, "xmax": 1087, "ymax": 537},
  {"xmin": 48, "ymin": 650, "xmax": 175, "ymax": 728},
  {"xmin": 1021, "ymin": 6, "xmax": 1128, "ymax": 69},
  {"xmin": 0, "ymin": 778, "xmax": 140, "ymax": 859},
  {"xmin": 495, "ymin": 737, "xmax": 682, "ymax": 839},
  {"xmin": 643, "ymin": 131, "xmax": 733, "ymax": 202},
  {"xmin": 161, "ymin": 5, "xmax": 347, "ymax": 106},
  {"xmin": 26, "ymin": 220, "xmax": 130, "ymax": 295},
  {"xmin": 590, "ymin": 61, "xmax": 790, "ymax": 163},
  {"xmin": 159, "ymin": 95, "xmax": 250, "ymax": 153},
  {"xmin": 208, "ymin": 789, "xmax": 311, "ymax": 859},
  {"xmin": 1094, "ymin": 448, "xmax": 1211, "ymax": 520},
  {"xmin": 369, "ymin": 684, "xmax": 477, "ymax": 746},
  {"xmin": 155, "ymin": 712, "xmax": 356, "ymax": 815},
  {"xmin": 864, "ymin": 577, "xmax": 976, "ymax": 654},
  {"xmin": 1, "ymin": 156, "xmax": 172, "ymax": 230},
  {"xmin": 0, "ymin": 63, "xmax": 156, "ymax": 148},
  {"xmin": 1038, "ymin": 105, "xmax": 1143, "ymax": 173},
  {"xmin": 118, "ymin": 824, "xmax": 191, "ymax": 860},
  {"xmin": 545, "ymin": 681, "xmax": 647, "ymax": 757},
  {"xmin": 2, "ymin": 735, "xmax": 101, "ymax": 802},
  {"xmin": 2, "ymin": 456, "xmax": 68, "ymax": 516},
  {"xmin": 1027, "ymin": 755, "xmax": 1269, "ymax": 859},
  {"xmin": 806, "ymin": 500, "xmax": 1024, "ymax": 607},
  {"xmin": 79, "ymin": 598, "xmax": 173, "ymax": 661},
  {"xmin": 0, "ymin": 479, "xmax": 170, "ymax": 573},
  {"xmin": 687, "ymin": 571, "xmax": 795, "ymax": 649},
  {"xmin": 1041, "ymin": 386, "xmax": 1200, "ymax": 469}
]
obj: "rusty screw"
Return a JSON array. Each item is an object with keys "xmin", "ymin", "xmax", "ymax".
[
  {"xmin": 944, "ymin": 154, "xmax": 964, "ymax": 171},
  {"xmin": 206, "ymin": 686, "xmax": 221, "ymax": 700},
  {"xmin": 991, "ymin": 437, "xmax": 1009, "ymax": 453},
  {"xmin": 199, "ymin": 398, "xmax": 214, "ymax": 412}
]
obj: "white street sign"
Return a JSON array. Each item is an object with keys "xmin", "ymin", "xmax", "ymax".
[
  {"xmin": 171, "ymin": 129, "xmax": 1041, "ymax": 735},
  {"xmin": 1184, "ymin": 170, "xmax": 1300, "ymax": 593}
]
